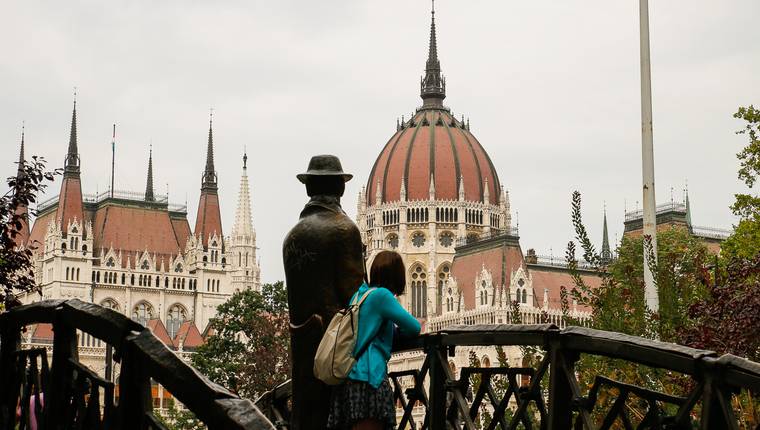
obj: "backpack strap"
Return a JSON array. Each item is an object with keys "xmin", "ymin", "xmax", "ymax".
[
  {"xmin": 350, "ymin": 287, "xmax": 376, "ymax": 307},
  {"xmin": 352, "ymin": 288, "xmax": 383, "ymax": 359}
]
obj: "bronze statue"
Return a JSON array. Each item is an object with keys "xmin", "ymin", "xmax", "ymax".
[{"xmin": 282, "ymin": 155, "xmax": 365, "ymax": 430}]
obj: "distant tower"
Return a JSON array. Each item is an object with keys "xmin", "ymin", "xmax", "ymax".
[
  {"xmin": 56, "ymin": 94, "xmax": 85, "ymax": 235},
  {"xmin": 194, "ymin": 111, "xmax": 224, "ymax": 249},
  {"xmin": 229, "ymin": 151, "xmax": 261, "ymax": 291},
  {"xmin": 601, "ymin": 205, "xmax": 612, "ymax": 264},
  {"xmin": 13, "ymin": 124, "xmax": 30, "ymax": 247},
  {"xmin": 145, "ymin": 147, "xmax": 155, "ymax": 202}
]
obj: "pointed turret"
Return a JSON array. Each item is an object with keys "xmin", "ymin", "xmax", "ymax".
[
  {"xmin": 13, "ymin": 124, "xmax": 30, "ymax": 247},
  {"xmin": 194, "ymin": 111, "xmax": 224, "ymax": 249},
  {"xmin": 231, "ymin": 151, "xmax": 254, "ymax": 239},
  {"xmin": 428, "ymin": 174, "xmax": 435, "ymax": 200},
  {"xmin": 145, "ymin": 146, "xmax": 155, "ymax": 202},
  {"xmin": 201, "ymin": 113, "xmax": 217, "ymax": 191},
  {"xmin": 420, "ymin": 1, "xmax": 446, "ymax": 107},
  {"xmin": 685, "ymin": 186, "xmax": 693, "ymax": 229},
  {"xmin": 56, "ymin": 95, "xmax": 84, "ymax": 234},
  {"xmin": 601, "ymin": 205, "xmax": 612, "ymax": 264},
  {"xmin": 230, "ymin": 151, "xmax": 260, "ymax": 290},
  {"xmin": 64, "ymin": 94, "xmax": 80, "ymax": 177}
]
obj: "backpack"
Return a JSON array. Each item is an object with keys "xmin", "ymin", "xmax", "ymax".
[{"xmin": 314, "ymin": 288, "xmax": 376, "ymax": 385}]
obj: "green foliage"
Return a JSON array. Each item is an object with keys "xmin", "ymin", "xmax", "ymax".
[
  {"xmin": 0, "ymin": 156, "xmax": 60, "ymax": 308},
  {"xmin": 192, "ymin": 282, "xmax": 290, "ymax": 400},
  {"xmin": 155, "ymin": 405, "xmax": 205, "ymax": 430},
  {"xmin": 724, "ymin": 106, "xmax": 760, "ymax": 262},
  {"xmin": 563, "ymin": 192, "xmax": 709, "ymax": 343},
  {"xmin": 562, "ymin": 191, "xmax": 709, "ymax": 423}
]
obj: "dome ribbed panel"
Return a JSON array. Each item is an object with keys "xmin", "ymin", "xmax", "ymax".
[{"xmin": 367, "ymin": 109, "xmax": 501, "ymax": 206}]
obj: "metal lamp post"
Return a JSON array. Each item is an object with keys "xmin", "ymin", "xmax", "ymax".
[{"xmin": 640, "ymin": 0, "xmax": 659, "ymax": 313}]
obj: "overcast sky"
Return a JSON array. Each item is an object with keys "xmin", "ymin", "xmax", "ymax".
[{"xmin": 1, "ymin": 1, "xmax": 758, "ymax": 283}]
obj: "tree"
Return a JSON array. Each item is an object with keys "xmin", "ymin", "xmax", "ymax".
[
  {"xmin": 192, "ymin": 282, "xmax": 290, "ymax": 400},
  {"xmin": 0, "ymin": 156, "xmax": 60, "ymax": 308},
  {"xmin": 722, "ymin": 105, "xmax": 760, "ymax": 261},
  {"xmin": 563, "ymin": 191, "xmax": 710, "ymax": 343},
  {"xmin": 156, "ymin": 404, "xmax": 204, "ymax": 430},
  {"xmin": 562, "ymin": 191, "xmax": 710, "ymax": 424}
]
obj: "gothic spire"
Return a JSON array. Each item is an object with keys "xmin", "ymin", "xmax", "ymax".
[
  {"xmin": 13, "ymin": 123, "xmax": 30, "ymax": 247},
  {"xmin": 64, "ymin": 91, "xmax": 80, "ymax": 177},
  {"xmin": 685, "ymin": 185, "xmax": 693, "ymax": 229},
  {"xmin": 17, "ymin": 122, "xmax": 25, "ymax": 178},
  {"xmin": 420, "ymin": 0, "xmax": 446, "ymax": 106},
  {"xmin": 201, "ymin": 110, "xmax": 217, "ymax": 192},
  {"xmin": 232, "ymin": 151, "xmax": 254, "ymax": 240},
  {"xmin": 601, "ymin": 204, "xmax": 612, "ymax": 264},
  {"xmin": 145, "ymin": 146, "xmax": 155, "ymax": 202}
]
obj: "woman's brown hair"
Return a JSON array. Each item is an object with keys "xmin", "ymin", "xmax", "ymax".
[{"xmin": 370, "ymin": 251, "xmax": 406, "ymax": 296}]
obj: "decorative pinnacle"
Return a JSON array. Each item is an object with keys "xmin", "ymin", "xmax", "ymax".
[
  {"xmin": 601, "ymin": 203, "xmax": 612, "ymax": 264},
  {"xmin": 64, "ymin": 90, "xmax": 80, "ymax": 176},
  {"xmin": 17, "ymin": 121, "xmax": 25, "ymax": 177},
  {"xmin": 201, "ymin": 109, "xmax": 218, "ymax": 191},
  {"xmin": 420, "ymin": 0, "xmax": 445, "ymax": 106},
  {"xmin": 243, "ymin": 148, "xmax": 248, "ymax": 169},
  {"xmin": 145, "ymin": 145, "xmax": 155, "ymax": 202}
]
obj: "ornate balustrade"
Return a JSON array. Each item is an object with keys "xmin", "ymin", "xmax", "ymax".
[
  {"xmin": 0, "ymin": 299, "xmax": 275, "ymax": 430},
  {"xmin": 256, "ymin": 324, "xmax": 760, "ymax": 430}
]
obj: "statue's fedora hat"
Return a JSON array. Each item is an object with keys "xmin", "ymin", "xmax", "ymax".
[{"xmin": 297, "ymin": 154, "xmax": 353, "ymax": 184}]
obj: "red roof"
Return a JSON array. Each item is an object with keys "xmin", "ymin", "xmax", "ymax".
[
  {"xmin": 367, "ymin": 109, "xmax": 501, "ymax": 205},
  {"xmin": 194, "ymin": 192, "xmax": 223, "ymax": 248},
  {"xmin": 55, "ymin": 176, "xmax": 84, "ymax": 230},
  {"xmin": 30, "ymin": 323, "xmax": 54, "ymax": 343},
  {"xmin": 174, "ymin": 321, "xmax": 204, "ymax": 349},
  {"xmin": 147, "ymin": 318, "xmax": 174, "ymax": 347}
]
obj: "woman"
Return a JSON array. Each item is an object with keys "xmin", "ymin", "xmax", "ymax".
[{"xmin": 327, "ymin": 251, "xmax": 422, "ymax": 430}]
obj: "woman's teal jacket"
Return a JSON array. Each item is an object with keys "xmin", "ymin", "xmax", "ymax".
[{"xmin": 348, "ymin": 282, "xmax": 422, "ymax": 388}]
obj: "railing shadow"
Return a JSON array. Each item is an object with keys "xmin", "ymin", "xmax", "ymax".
[
  {"xmin": 255, "ymin": 324, "xmax": 760, "ymax": 430},
  {"xmin": 0, "ymin": 299, "xmax": 275, "ymax": 430}
]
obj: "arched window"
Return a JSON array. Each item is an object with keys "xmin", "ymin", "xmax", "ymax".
[
  {"xmin": 522, "ymin": 289, "xmax": 528, "ymax": 304},
  {"xmin": 66, "ymin": 267, "xmax": 70, "ymax": 280},
  {"xmin": 101, "ymin": 298, "xmax": 119, "ymax": 312},
  {"xmin": 132, "ymin": 302, "xmax": 154, "ymax": 326},
  {"xmin": 131, "ymin": 274, "xmax": 135, "ymax": 285},
  {"xmin": 76, "ymin": 268, "xmax": 80, "ymax": 281},
  {"xmin": 437, "ymin": 264, "xmax": 450, "ymax": 314},
  {"xmin": 386, "ymin": 234, "xmax": 399, "ymax": 249},
  {"xmin": 96, "ymin": 271, "xmax": 100, "ymax": 283},
  {"xmin": 166, "ymin": 304, "xmax": 187, "ymax": 339},
  {"xmin": 515, "ymin": 288, "xmax": 521, "ymax": 303},
  {"xmin": 165, "ymin": 277, "xmax": 169, "ymax": 288},
  {"xmin": 82, "ymin": 245, "xmax": 87, "ymax": 256},
  {"xmin": 61, "ymin": 242, "xmax": 66, "ymax": 253},
  {"xmin": 121, "ymin": 273, "xmax": 126, "ymax": 284},
  {"xmin": 482, "ymin": 356, "xmax": 491, "ymax": 368},
  {"xmin": 410, "ymin": 265, "xmax": 427, "ymax": 318}
]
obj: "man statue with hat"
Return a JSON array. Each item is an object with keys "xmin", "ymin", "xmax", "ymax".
[{"xmin": 283, "ymin": 154, "xmax": 365, "ymax": 430}]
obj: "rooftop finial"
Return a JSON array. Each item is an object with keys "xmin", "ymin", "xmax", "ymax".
[
  {"xmin": 201, "ymin": 108, "xmax": 218, "ymax": 192},
  {"xmin": 64, "ymin": 89, "xmax": 80, "ymax": 177},
  {"xmin": 145, "ymin": 144, "xmax": 155, "ymax": 202},
  {"xmin": 601, "ymin": 202, "xmax": 612, "ymax": 264},
  {"xmin": 243, "ymin": 147, "xmax": 248, "ymax": 169},
  {"xmin": 17, "ymin": 121, "xmax": 25, "ymax": 178},
  {"xmin": 420, "ymin": 0, "xmax": 446, "ymax": 106}
]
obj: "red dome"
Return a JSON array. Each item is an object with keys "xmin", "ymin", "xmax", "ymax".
[{"xmin": 367, "ymin": 108, "xmax": 502, "ymax": 206}]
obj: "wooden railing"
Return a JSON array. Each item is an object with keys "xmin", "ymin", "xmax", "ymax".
[
  {"xmin": 0, "ymin": 299, "xmax": 275, "ymax": 430},
  {"xmin": 256, "ymin": 324, "xmax": 760, "ymax": 429}
]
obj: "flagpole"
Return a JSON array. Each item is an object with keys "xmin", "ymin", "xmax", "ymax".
[{"xmin": 640, "ymin": 0, "xmax": 658, "ymax": 312}]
